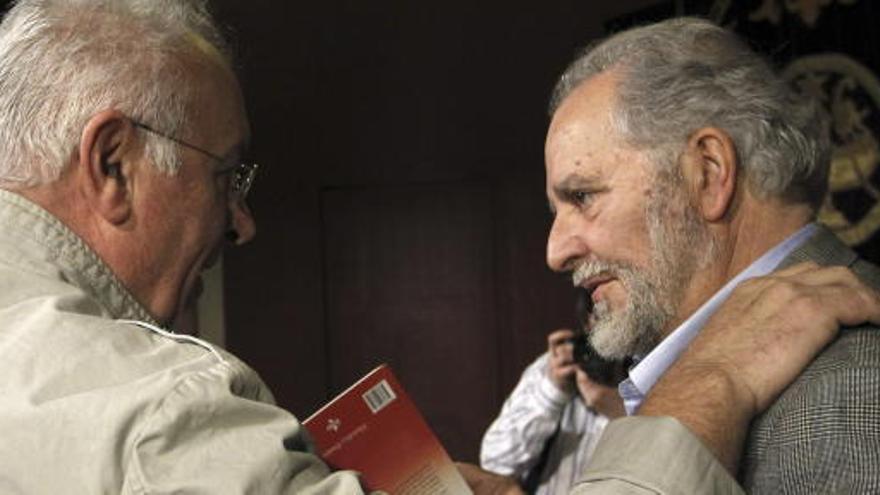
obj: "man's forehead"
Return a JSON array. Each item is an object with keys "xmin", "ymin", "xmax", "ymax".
[
  {"xmin": 546, "ymin": 76, "xmax": 620, "ymax": 150},
  {"xmin": 544, "ymin": 110, "xmax": 614, "ymax": 180},
  {"xmin": 187, "ymin": 56, "xmax": 250, "ymax": 145},
  {"xmin": 545, "ymin": 119, "xmax": 595, "ymax": 155}
]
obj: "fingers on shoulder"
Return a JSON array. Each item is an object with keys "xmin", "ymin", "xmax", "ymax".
[{"xmin": 763, "ymin": 264, "xmax": 880, "ymax": 328}]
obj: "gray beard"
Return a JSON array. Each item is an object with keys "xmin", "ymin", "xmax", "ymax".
[{"xmin": 575, "ymin": 259, "xmax": 667, "ymax": 360}]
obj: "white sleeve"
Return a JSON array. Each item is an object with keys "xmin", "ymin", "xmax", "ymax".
[{"xmin": 480, "ymin": 352, "xmax": 574, "ymax": 480}]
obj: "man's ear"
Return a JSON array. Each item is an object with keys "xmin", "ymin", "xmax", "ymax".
[
  {"xmin": 77, "ymin": 110, "xmax": 137, "ymax": 225},
  {"xmin": 682, "ymin": 127, "xmax": 738, "ymax": 222}
]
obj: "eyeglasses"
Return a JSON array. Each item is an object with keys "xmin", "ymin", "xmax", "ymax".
[{"xmin": 131, "ymin": 121, "xmax": 258, "ymax": 201}]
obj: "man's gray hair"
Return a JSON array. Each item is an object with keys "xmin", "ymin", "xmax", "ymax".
[
  {"xmin": 551, "ymin": 17, "xmax": 830, "ymax": 210},
  {"xmin": 0, "ymin": 0, "xmax": 232, "ymax": 188}
]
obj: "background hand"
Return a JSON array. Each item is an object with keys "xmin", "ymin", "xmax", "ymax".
[
  {"xmin": 575, "ymin": 368, "xmax": 625, "ymax": 419},
  {"xmin": 546, "ymin": 328, "xmax": 579, "ymax": 393}
]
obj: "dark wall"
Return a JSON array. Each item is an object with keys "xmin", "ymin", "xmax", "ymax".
[{"xmin": 214, "ymin": 0, "xmax": 661, "ymax": 462}]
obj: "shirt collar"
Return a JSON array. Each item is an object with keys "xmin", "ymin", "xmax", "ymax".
[{"xmin": 619, "ymin": 223, "xmax": 818, "ymax": 415}]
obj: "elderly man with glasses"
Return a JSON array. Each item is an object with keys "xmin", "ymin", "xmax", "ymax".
[{"xmin": 0, "ymin": 0, "xmax": 363, "ymax": 492}]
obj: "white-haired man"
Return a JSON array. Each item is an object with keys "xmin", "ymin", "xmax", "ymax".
[
  {"xmin": 0, "ymin": 0, "xmax": 364, "ymax": 491},
  {"xmin": 0, "ymin": 2, "xmax": 876, "ymax": 493},
  {"xmin": 545, "ymin": 17, "xmax": 880, "ymax": 493}
]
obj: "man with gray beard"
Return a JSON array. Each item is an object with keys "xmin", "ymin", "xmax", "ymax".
[{"xmin": 545, "ymin": 17, "xmax": 880, "ymax": 494}]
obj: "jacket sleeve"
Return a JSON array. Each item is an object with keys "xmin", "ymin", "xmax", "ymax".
[
  {"xmin": 122, "ymin": 357, "xmax": 366, "ymax": 495},
  {"xmin": 570, "ymin": 417, "xmax": 744, "ymax": 495},
  {"xmin": 480, "ymin": 352, "xmax": 574, "ymax": 480}
]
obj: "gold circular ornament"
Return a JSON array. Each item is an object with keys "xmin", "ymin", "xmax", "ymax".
[{"xmin": 783, "ymin": 54, "xmax": 880, "ymax": 246}]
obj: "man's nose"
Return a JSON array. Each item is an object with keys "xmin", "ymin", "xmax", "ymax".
[
  {"xmin": 226, "ymin": 199, "xmax": 256, "ymax": 245},
  {"xmin": 546, "ymin": 213, "xmax": 584, "ymax": 273}
]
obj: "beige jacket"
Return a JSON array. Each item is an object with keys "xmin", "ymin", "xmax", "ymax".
[
  {"xmin": 0, "ymin": 190, "xmax": 364, "ymax": 493},
  {"xmin": 571, "ymin": 417, "xmax": 743, "ymax": 495}
]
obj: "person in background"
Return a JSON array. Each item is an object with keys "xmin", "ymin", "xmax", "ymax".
[
  {"xmin": 0, "ymin": 0, "xmax": 362, "ymax": 491},
  {"xmin": 481, "ymin": 328, "xmax": 626, "ymax": 495}
]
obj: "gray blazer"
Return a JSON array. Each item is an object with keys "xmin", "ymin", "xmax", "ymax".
[{"xmin": 740, "ymin": 226, "xmax": 880, "ymax": 494}]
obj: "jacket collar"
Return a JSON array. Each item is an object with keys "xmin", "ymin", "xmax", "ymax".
[{"xmin": 0, "ymin": 189, "xmax": 157, "ymax": 324}]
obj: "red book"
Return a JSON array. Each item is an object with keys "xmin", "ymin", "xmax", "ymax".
[{"xmin": 303, "ymin": 364, "xmax": 472, "ymax": 494}]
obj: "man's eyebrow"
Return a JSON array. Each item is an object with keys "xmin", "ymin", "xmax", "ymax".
[
  {"xmin": 547, "ymin": 172, "xmax": 602, "ymax": 214},
  {"xmin": 552, "ymin": 173, "xmax": 602, "ymax": 197}
]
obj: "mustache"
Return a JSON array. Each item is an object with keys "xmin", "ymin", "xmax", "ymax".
[{"xmin": 571, "ymin": 258, "xmax": 626, "ymax": 287}]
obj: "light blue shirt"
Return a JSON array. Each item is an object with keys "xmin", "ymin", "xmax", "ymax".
[{"xmin": 619, "ymin": 223, "xmax": 818, "ymax": 415}]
